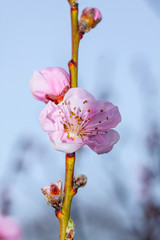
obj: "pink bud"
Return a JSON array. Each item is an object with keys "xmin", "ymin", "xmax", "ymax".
[
  {"xmin": 79, "ymin": 7, "xmax": 102, "ymax": 33},
  {"xmin": 29, "ymin": 67, "xmax": 70, "ymax": 104},
  {"xmin": 41, "ymin": 181, "xmax": 64, "ymax": 209},
  {"xmin": 0, "ymin": 215, "xmax": 22, "ymax": 240},
  {"xmin": 41, "ymin": 180, "xmax": 62, "ymax": 196}
]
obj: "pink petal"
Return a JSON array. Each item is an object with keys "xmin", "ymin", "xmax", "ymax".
[
  {"xmin": 85, "ymin": 129, "xmax": 120, "ymax": 154},
  {"xmin": 39, "ymin": 101, "xmax": 62, "ymax": 131},
  {"xmin": 40, "ymin": 67, "xmax": 70, "ymax": 96},
  {"xmin": 41, "ymin": 181, "xmax": 62, "ymax": 196},
  {"xmin": 50, "ymin": 180, "xmax": 62, "ymax": 195},
  {"xmin": 41, "ymin": 186, "xmax": 50, "ymax": 195},
  {"xmin": 29, "ymin": 70, "xmax": 51, "ymax": 102},
  {"xmin": 83, "ymin": 7, "xmax": 102, "ymax": 21},
  {"xmin": 85, "ymin": 100, "xmax": 121, "ymax": 130},
  {"xmin": 64, "ymin": 88, "xmax": 95, "ymax": 101},
  {"xmin": 62, "ymin": 88, "xmax": 95, "ymax": 114},
  {"xmin": 55, "ymin": 180, "xmax": 62, "ymax": 191},
  {"xmin": 49, "ymin": 131, "xmax": 64, "ymax": 142},
  {"xmin": 49, "ymin": 132, "xmax": 84, "ymax": 153}
]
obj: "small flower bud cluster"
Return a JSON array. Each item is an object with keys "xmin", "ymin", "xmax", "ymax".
[
  {"xmin": 79, "ymin": 7, "xmax": 102, "ymax": 34},
  {"xmin": 65, "ymin": 219, "xmax": 75, "ymax": 240},
  {"xmin": 73, "ymin": 174, "xmax": 87, "ymax": 190},
  {"xmin": 41, "ymin": 181, "xmax": 64, "ymax": 211}
]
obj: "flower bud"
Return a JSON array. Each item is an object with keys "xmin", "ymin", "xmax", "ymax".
[
  {"xmin": 73, "ymin": 174, "xmax": 87, "ymax": 190},
  {"xmin": 41, "ymin": 180, "xmax": 64, "ymax": 211},
  {"xmin": 79, "ymin": 7, "xmax": 102, "ymax": 33},
  {"xmin": 65, "ymin": 219, "xmax": 75, "ymax": 240},
  {"xmin": 30, "ymin": 67, "xmax": 70, "ymax": 104}
]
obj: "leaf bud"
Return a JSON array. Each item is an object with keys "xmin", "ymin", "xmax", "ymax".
[{"xmin": 73, "ymin": 174, "xmax": 87, "ymax": 190}]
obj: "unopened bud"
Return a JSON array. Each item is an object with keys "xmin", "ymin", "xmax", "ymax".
[
  {"xmin": 65, "ymin": 219, "xmax": 75, "ymax": 240},
  {"xmin": 73, "ymin": 174, "xmax": 87, "ymax": 190},
  {"xmin": 79, "ymin": 7, "xmax": 102, "ymax": 33},
  {"xmin": 41, "ymin": 180, "xmax": 64, "ymax": 211}
]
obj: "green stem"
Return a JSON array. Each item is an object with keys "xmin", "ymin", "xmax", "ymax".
[
  {"xmin": 68, "ymin": 2, "xmax": 81, "ymax": 88},
  {"xmin": 58, "ymin": 153, "xmax": 76, "ymax": 240},
  {"xmin": 57, "ymin": 1, "xmax": 81, "ymax": 239}
]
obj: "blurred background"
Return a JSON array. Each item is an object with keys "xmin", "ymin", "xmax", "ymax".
[{"xmin": 1, "ymin": 0, "xmax": 160, "ymax": 239}]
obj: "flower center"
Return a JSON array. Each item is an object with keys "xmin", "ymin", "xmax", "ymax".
[
  {"xmin": 45, "ymin": 94, "xmax": 64, "ymax": 104},
  {"xmin": 60, "ymin": 99, "xmax": 109, "ymax": 140}
]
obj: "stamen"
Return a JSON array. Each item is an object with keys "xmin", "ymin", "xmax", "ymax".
[
  {"xmin": 60, "ymin": 98, "xmax": 109, "ymax": 140},
  {"xmin": 71, "ymin": 111, "xmax": 75, "ymax": 116}
]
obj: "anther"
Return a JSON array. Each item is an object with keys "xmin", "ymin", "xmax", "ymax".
[
  {"xmin": 100, "ymin": 109, "xmax": 103, "ymax": 112},
  {"xmin": 99, "ymin": 121, "xmax": 101, "ymax": 123},
  {"xmin": 71, "ymin": 111, "xmax": 75, "ymax": 116}
]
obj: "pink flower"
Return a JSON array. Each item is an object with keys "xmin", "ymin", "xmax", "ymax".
[
  {"xmin": 39, "ymin": 88, "xmax": 121, "ymax": 154},
  {"xmin": 0, "ymin": 215, "xmax": 22, "ymax": 240},
  {"xmin": 29, "ymin": 67, "xmax": 70, "ymax": 104}
]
